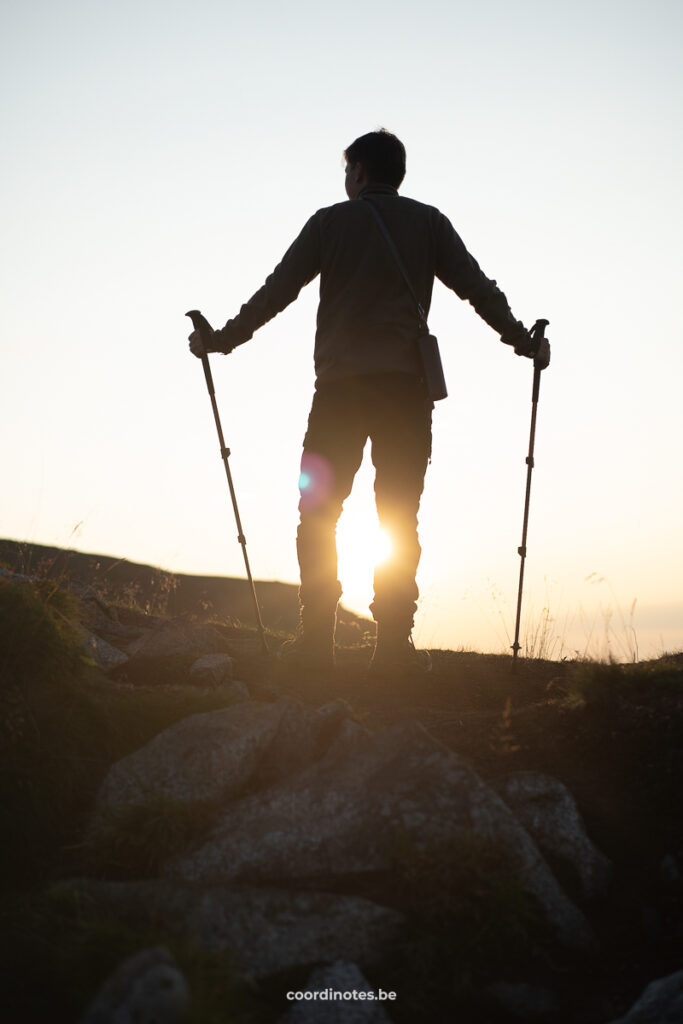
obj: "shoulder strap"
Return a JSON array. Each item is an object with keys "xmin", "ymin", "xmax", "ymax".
[{"xmin": 364, "ymin": 199, "xmax": 428, "ymax": 329}]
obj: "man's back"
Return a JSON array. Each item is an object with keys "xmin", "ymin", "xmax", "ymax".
[
  {"xmin": 315, "ymin": 184, "xmax": 443, "ymax": 380},
  {"xmin": 215, "ymin": 181, "xmax": 521, "ymax": 383}
]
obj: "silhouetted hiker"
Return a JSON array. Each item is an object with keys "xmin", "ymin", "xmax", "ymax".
[{"xmin": 189, "ymin": 129, "xmax": 550, "ymax": 674}]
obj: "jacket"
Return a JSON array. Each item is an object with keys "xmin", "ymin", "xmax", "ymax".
[{"xmin": 213, "ymin": 183, "xmax": 524, "ymax": 383}]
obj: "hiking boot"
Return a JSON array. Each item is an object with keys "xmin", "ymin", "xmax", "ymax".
[
  {"xmin": 369, "ymin": 626, "xmax": 432, "ymax": 677},
  {"xmin": 277, "ymin": 630, "xmax": 336, "ymax": 673},
  {"xmin": 277, "ymin": 603, "xmax": 337, "ymax": 674}
]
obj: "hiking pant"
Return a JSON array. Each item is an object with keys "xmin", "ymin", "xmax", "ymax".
[{"xmin": 296, "ymin": 373, "xmax": 433, "ymax": 631}]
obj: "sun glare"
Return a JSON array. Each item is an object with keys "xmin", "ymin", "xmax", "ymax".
[{"xmin": 336, "ymin": 510, "xmax": 392, "ymax": 616}]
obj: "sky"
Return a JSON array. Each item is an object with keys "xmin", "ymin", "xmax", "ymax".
[{"xmin": 2, "ymin": 0, "xmax": 682, "ymax": 660}]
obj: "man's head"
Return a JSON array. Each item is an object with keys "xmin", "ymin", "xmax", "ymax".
[{"xmin": 343, "ymin": 129, "xmax": 406, "ymax": 198}]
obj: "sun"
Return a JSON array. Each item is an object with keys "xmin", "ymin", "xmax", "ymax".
[{"xmin": 336, "ymin": 502, "xmax": 392, "ymax": 616}]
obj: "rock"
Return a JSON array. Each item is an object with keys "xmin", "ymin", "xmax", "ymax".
[
  {"xmin": 189, "ymin": 653, "xmax": 234, "ymax": 686},
  {"xmin": 277, "ymin": 962, "xmax": 395, "ymax": 1023},
  {"xmin": 94, "ymin": 699, "xmax": 293, "ymax": 816},
  {"xmin": 251, "ymin": 698, "xmax": 351, "ymax": 789},
  {"xmin": 56, "ymin": 879, "xmax": 404, "ymax": 979},
  {"xmin": 491, "ymin": 771, "xmax": 612, "ymax": 900},
  {"xmin": 125, "ymin": 619, "xmax": 229, "ymax": 659},
  {"xmin": 93, "ymin": 697, "xmax": 351, "ymax": 821},
  {"xmin": 80, "ymin": 945, "xmax": 189, "ymax": 1024},
  {"xmin": 165, "ymin": 721, "xmax": 596, "ymax": 952},
  {"xmin": 221, "ymin": 679, "xmax": 251, "ymax": 701},
  {"xmin": 606, "ymin": 968, "xmax": 683, "ymax": 1023},
  {"xmin": 0, "ymin": 571, "xmax": 130, "ymax": 672},
  {"xmin": 485, "ymin": 980, "xmax": 562, "ymax": 1020},
  {"xmin": 76, "ymin": 592, "xmax": 145, "ymax": 649},
  {"xmin": 79, "ymin": 627, "xmax": 129, "ymax": 672}
]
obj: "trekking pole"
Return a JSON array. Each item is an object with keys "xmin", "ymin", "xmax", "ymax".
[
  {"xmin": 186, "ymin": 310, "xmax": 268, "ymax": 654},
  {"xmin": 511, "ymin": 318, "xmax": 549, "ymax": 669}
]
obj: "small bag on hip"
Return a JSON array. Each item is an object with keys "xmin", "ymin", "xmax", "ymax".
[{"xmin": 417, "ymin": 333, "xmax": 448, "ymax": 402}]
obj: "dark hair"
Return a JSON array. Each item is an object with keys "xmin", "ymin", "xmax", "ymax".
[{"xmin": 344, "ymin": 128, "xmax": 406, "ymax": 188}]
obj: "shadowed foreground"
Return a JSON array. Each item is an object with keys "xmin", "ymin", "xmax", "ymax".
[{"xmin": 1, "ymin": 542, "xmax": 683, "ymax": 1023}]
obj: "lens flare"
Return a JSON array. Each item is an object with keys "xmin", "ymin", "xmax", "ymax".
[{"xmin": 298, "ymin": 452, "xmax": 334, "ymax": 511}]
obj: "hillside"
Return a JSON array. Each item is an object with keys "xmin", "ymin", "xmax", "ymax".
[{"xmin": 0, "ymin": 538, "xmax": 371, "ymax": 640}]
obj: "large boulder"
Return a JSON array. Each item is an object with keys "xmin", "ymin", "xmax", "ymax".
[
  {"xmin": 491, "ymin": 771, "xmax": 612, "ymax": 900},
  {"xmin": 164, "ymin": 720, "xmax": 596, "ymax": 952},
  {"xmin": 93, "ymin": 698, "xmax": 350, "ymax": 818},
  {"xmin": 94, "ymin": 699, "xmax": 291, "ymax": 816},
  {"xmin": 56, "ymin": 879, "xmax": 404, "ymax": 979}
]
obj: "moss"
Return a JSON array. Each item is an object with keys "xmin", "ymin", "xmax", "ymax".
[
  {"xmin": 570, "ymin": 656, "xmax": 683, "ymax": 711},
  {"xmin": 0, "ymin": 577, "xmax": 85, "ymax": 686},
  {"xmin": 78, "ymin": 796, "xmax": 220, "ymax": 878},
  {"xmin": 0, "ymin": 579, "xmax": 246, "ymax": 883}
]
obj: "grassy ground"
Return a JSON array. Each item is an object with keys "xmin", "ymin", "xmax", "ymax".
[{"xmin": 1, "ymin": 554, "xmax": 683, "ymax": 1022}]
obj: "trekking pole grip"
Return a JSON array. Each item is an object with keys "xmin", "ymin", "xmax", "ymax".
[
  {"xmin": 530, "ymin": 318, "xmax": 549, "ymax": 403},
  {"xmin": 528, "ymin": 317, "xmax": 548, "ymax": 401},
  {"xmin": 186, "ymin": 309, "xmax": 216, "ymax": 396}
]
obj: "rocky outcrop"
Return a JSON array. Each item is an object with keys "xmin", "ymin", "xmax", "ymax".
[
  {"xmin": 94, "ymin": 698, "xmax": 347, "ymax": 816},
  {"xmin": 1, "ymin": 567, "xmax": 236, "ymax": 680},
  {"xmin": 157, "ymin": 716, "xmax": 595, "ymax": 952},
  {"xmin": 90, "ymin": 696, "xmax": 598, "ymax": 953},
  {"xmin": 10, "ymin": 550, "xmax": 662, "ymax": 1022},
  {"xmin": 55, "ymin": 879, "xmax": 404, "ymax": 979}
]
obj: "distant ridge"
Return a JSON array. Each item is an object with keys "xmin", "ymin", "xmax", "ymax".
[{"xmin": 0, "ymin": 539, "xmax": 371, "ymax": 637}]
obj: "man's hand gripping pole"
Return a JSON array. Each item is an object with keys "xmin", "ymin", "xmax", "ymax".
[{"xmin": 186, "ymin": 310, "xmax": 268, "ymax": 654}]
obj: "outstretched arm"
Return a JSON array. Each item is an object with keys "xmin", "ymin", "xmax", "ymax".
[
  {"xmin": 190, "ymin": 215, "xmax": 321, "ymax": 358},
  {"xmin": 434, "ymin": 213, "xmax": 550, "ymax": 368}
]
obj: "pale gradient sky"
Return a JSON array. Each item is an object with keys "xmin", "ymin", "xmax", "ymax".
[{"xmin": 2, "ymin": 0, "xmax": 682, "ymax": 659}]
